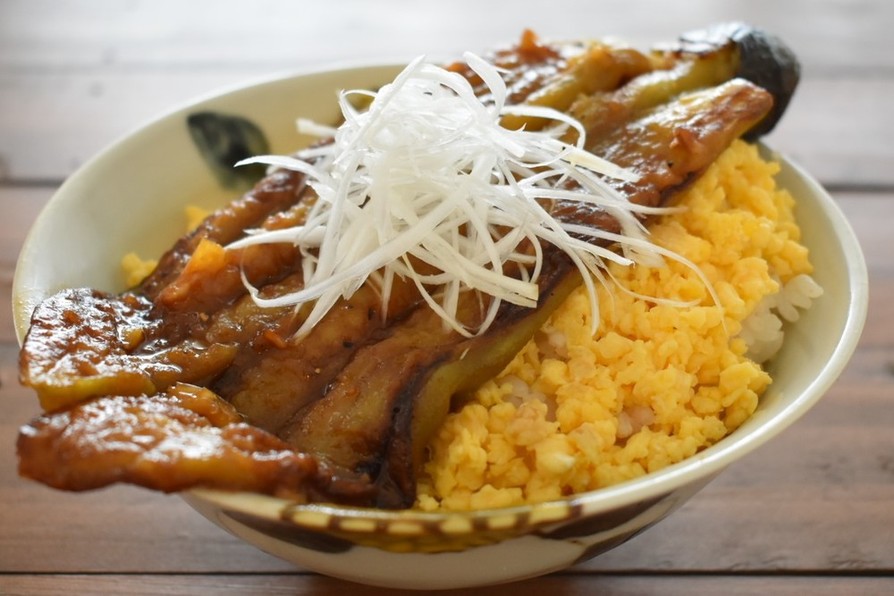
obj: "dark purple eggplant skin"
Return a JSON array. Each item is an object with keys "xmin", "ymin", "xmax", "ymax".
[{"xmin": 677, "ymin": 22, "xmax": 801, "ymax": 140}]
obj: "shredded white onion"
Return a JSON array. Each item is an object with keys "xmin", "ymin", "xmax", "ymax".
[{"xmin": 228, "ymin": 53, "xmax": 677, "ymax": 338}]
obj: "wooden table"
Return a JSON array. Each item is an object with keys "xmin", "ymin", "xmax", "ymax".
[{"xmin": 1, "ymin": 1, "xmax": 892, "ymax": 593}]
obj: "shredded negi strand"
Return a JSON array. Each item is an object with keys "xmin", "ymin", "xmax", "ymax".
[{"xmin": 227, "ymin": 53, "xmax": 681, "ymax": 337}]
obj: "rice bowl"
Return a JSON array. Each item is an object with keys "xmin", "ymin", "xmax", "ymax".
[{"xmin": 12, "ymin": 57, "xmax": 868, "ymax": 588}]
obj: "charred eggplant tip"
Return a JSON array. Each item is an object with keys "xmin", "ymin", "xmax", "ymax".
[{"xmin": 680, "ymin": 22, "xmax": 801, "ymax": 140}]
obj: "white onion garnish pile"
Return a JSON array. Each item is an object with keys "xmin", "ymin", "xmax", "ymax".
[{"xmin": 228, "ymin": 53, "xmax": 681, "ymax": 338}]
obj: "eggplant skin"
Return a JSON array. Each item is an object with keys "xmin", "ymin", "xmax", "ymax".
[{"xmin": 678, "ymin": 22, "xmax": 801, "ymax": 139}]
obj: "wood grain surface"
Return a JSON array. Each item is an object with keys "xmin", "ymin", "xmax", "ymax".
[{"xmin": 1, "ymin": 1, "xmax": 892, "ymax": 594}]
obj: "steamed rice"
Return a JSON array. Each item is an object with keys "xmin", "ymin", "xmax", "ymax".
[{"xmin": 414, "ymin": 140, "xmax": 820, "ymax": 511}]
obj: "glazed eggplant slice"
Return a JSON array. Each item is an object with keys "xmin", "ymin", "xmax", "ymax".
[
  {"xmin": 138, "ymin": 168, "xmax": 310, "ymax": 300},
  {"xmin": 17, "ymin": 24, "xmax": 800, "ymax": 507},
  {"xmin": 675, "ymin": 21, "xmax": 800, "ymax": 139},
  {"xmin": 17, "ymin": 382, "xmax": 375, "ymax": 503},
  {"xmin": 19, "ymin": 288, "xmax": 238, "ymax": 412},
  {"xmin": 214, "ymin": 278, "xmax": 422, "ymax": 434}
]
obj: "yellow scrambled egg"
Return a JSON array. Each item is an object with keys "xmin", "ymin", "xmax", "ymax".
[{"xmin": 415, "ymin": 140, "xmax": 814, "ymax": 510}]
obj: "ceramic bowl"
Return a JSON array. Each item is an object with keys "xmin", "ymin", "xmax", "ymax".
[{"xmin": 13, "ymin": 64, "xmax": 869, "ymax": 590}]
